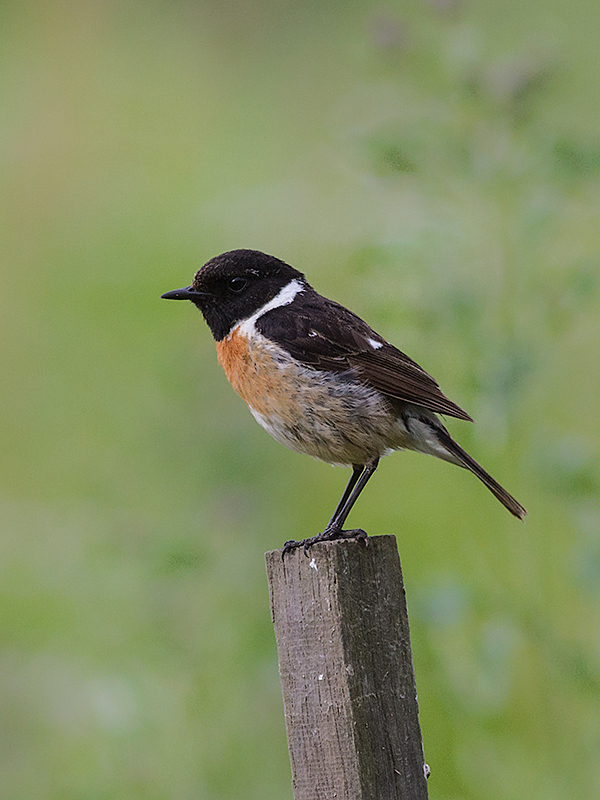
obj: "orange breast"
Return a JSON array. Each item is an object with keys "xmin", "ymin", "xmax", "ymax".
[
  {"xmin": 215, "ymin": 327, "xmax": 291, "ymax": 418},
  {"xmin": 215, "ymin": 325, "xmax": 403, "ymax": 465}
]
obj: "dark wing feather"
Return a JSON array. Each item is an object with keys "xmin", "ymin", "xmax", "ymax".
[
  {"xmin": 349, "ymin": 347, "xmax": 472, "ymax": 420},
  {"xmin": 257, "ymin": 291, "xmax": 473, "ymax": 422}
]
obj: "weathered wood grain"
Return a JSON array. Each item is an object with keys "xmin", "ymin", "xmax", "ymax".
[{"xmin": 266, "ymin": 535, "xmax": 429, "ymax": 800}]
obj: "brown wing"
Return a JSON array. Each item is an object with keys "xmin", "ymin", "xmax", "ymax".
[
  {"xmin": 257, "ymin": 290, "xmax": 473, "ymax": 422},
  {"xmin": 349, "ymin": 346, "xmax": 473, "ymax": 421}
]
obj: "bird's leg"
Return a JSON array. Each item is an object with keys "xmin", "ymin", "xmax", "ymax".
[
  {"xmin": 325, "ymin": 464, "xmax": 364, "ymax": 530},
  {"xmin": 282, "ymin": 458, "xmax": 380, "ymax": 557},
  {"xmin": 282, "ymin": 465, "xmax": 363, "ymax": 558},
  {"xmin": 323, "ymin": 456, "xmax": 379, "ymax": 535}
]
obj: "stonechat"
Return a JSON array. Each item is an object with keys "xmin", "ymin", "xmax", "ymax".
[{"xmin": 162, "ymin": 249, "xmax": 526, "ymax": 553}]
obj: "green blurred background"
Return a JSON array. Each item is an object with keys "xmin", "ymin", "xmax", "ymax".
[{"xmin": 2, "ymin": 1, "xmax": 599, "ymax": 798}]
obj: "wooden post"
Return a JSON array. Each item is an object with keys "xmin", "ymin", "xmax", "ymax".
[{"xmin": 265, "ymin": 535, "xmax": 429, "ymax": 800}]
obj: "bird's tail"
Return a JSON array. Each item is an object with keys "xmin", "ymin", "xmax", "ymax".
[{"xmin": 435, "ymin": 426, "xmax": 527, "ymax": 520}]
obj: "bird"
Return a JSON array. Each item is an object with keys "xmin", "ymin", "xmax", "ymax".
[{"xmin": 162, "ymin": 249, "xmax": 526, "ymax": 553}]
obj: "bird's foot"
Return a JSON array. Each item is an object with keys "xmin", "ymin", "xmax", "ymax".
[{"xmin": 282, "ymin": 528, "xmax": 368, "ymax": 559}]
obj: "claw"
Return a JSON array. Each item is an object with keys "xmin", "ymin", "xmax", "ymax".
[
  {"xmin": 282, "ymin": 539, "xmax": 300, "ymax": 559},
  {"xmin": 353, "ymin": 529, "xmax": 368, "ymax": 546},
  {"xmin": 281, "ymin": 529, "xmax": 369, "ymax": 558}
]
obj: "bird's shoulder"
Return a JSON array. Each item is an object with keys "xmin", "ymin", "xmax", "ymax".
[{"xmin": 256, "ymin": 289, "xmax": 383, "ymax": 363}]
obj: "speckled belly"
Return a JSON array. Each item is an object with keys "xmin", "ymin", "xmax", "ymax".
[{"xmin": 215, "ymin": 326, "xmax": 411, "ymax": 465}]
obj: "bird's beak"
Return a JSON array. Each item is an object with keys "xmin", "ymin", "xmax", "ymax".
[{"xmin": 161, "ymin": 286, "xmax": 209, "ymax": 301}]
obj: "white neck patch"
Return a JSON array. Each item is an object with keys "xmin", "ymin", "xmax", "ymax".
[{"xmin": 237, "ymin": 278, "xmax": 304, "ymax": 337}]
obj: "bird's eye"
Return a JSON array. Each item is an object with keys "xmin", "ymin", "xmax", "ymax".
[{"xmin": 228, "ymin": 277, "xmax": 248, "ymax": 294}]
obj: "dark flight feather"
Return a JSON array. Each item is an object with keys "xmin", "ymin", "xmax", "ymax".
[
  {"xmin": 257, "ymin": 290, "xmax": 473, "ymax": 422},
  {"xmin": 433, "ymin": 424, "xmax": 527, "ymax": 519}
]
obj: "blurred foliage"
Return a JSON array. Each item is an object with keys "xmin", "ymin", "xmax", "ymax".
[{"xmin": 1, "ymin": 1, "xmax": 600, "ymax": 798}]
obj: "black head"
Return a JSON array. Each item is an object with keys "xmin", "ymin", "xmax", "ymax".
[{"xmin": 161, "ymin": 249, "xmax": 305, "ymax": 341}]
